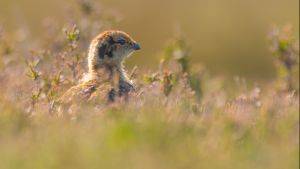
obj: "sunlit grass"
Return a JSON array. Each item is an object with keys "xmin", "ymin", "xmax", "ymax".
[{"xmin": 0, "ymin": 1, "xmax": 299, "ymax": 169}]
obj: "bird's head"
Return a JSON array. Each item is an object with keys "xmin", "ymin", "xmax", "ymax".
[
  {"xmin": 106, "ymin": 30, "xmax": 141, "ymax": 60},
  {"xmin": 88, "ymin": 30, "xmax": 140, "ymax": 77}
]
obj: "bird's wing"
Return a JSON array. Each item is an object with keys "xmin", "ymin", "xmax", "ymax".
[
  {"xmin": 58, "ymin": 79, "xmax": 114, "ymax": 105},
  {"xmin": 57, "ymin": 80, "xmax": 98, "ymax": 105}
]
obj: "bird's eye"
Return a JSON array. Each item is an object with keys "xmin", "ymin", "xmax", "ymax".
[{"xmin": 117, "ymin": 39, "xmax": 126, "ymax": 45}]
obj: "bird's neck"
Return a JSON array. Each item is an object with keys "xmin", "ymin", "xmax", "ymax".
[{"xmin": 86, "ymin": 65, "xmax": 119, "ymax": 84}]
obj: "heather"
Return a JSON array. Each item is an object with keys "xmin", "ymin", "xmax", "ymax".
[{"xmin": 0, "ymin": 1, "xmax": 299, "ymax": 169}]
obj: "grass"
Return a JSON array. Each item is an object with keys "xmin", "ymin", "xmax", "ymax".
[
  {"xmin": 0, "ymin": 1, "xmax": 299, "ymax": 169},
  {"xmin": 0, "ymin": 84, "xmax": 298, "ymax": 169}
]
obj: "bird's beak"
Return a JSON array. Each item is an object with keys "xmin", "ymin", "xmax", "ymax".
[{"xmin": 132, "ymin": 43, "xmax": 141, "ymax": 50}]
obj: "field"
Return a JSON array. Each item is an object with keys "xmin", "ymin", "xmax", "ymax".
[{"xmin": 0, "ymin": 1, "xmax": 299, "ymax": 169}]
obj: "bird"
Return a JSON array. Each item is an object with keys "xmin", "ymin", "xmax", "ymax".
[{"xmin": 57, "ymin": 30, "xmax": 141, "ymax": 114}]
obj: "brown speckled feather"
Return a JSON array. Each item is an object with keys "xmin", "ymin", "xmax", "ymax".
[
  {"xmin": 56, "ymin": 30, "xmax": 140, "ymax": 116},
  {"xmin": 58, "ymin": 79, "xmax": 112, "ymax": 105}
]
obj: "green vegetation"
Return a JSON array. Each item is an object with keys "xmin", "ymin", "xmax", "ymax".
[{"xmin": 0, "ymin": 1, "xmax": 299, "ymax": 169}]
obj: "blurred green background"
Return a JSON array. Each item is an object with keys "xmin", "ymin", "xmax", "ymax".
[{"xmin": 0, "ymin": 0, "xmax": 299, "ymax": 79}]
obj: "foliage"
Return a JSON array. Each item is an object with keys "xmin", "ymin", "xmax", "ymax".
[
  {"xmin": 0, "ymin": 1, "xmax": 298, "ymax": 169},
  {"xmin": 269, "ymin": 24, "xmax": 299, "ymax": 91}
]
